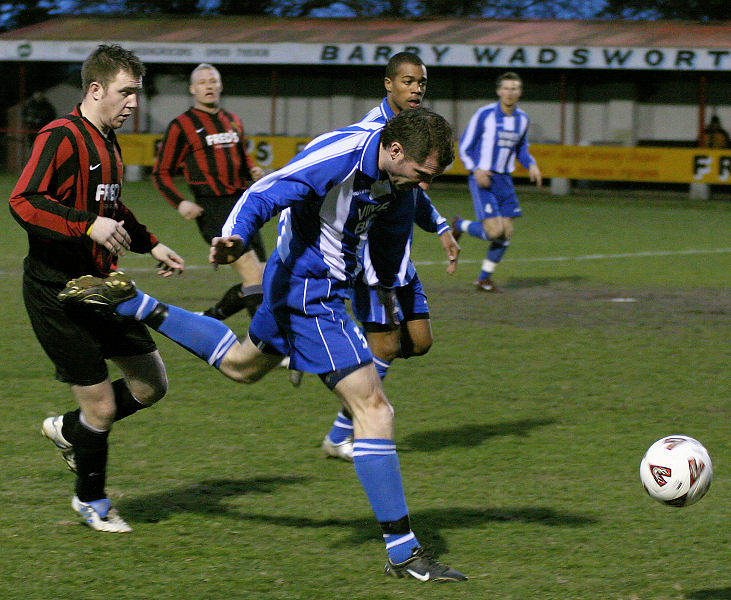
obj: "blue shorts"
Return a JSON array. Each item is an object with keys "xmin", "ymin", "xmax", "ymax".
[
  {"xmin": 249, "ymin": 256, "xmax": 372, "ymax": 375},
  {"xmin": 468, "ymin": 172, "xmax": 522, "ymax": 220},
  {"xmin": 351, "ymin": 272, "xmax": 429, "ymax": 327}
]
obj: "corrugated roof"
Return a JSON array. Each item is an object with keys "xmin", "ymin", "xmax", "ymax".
[{"xmin": 1, "ymin": 15, "xmax": 729, "ymax": 48}]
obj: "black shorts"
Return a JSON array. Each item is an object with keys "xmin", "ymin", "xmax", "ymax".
[
  {"xmin": 196, "ymin": 195, "xmax": 267, "ymax": 262},
  {"xmin": 22, "ymin": 273, "xmax": 157, "ymax": 386}
]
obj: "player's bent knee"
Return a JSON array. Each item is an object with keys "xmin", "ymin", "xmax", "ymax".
[
  {"xmin": 366, "ymin": 330, "xmax": 401, "ymax": 363},
  {"xmin": 482, "ymin": 221, "xmax": 505, "ymax": 241},
  {"xmin": 407, "ymin": 339, "xmax": 432, "ymax": 357},
  {"xmin": 218, "ymin": 363, "xmax": 263, "ymax": 384},
  {"xmin": 218, "ymin": 349, "xmax": 281, "ymax": 384},
  {"xmin": 360, "ymin": 393, "xmax": 395, "ymax": 432},
  {"xmin": 374, "ymin": 345, "xmax": 400, "ymax": 363},
  {"xmin": 360, "ymin": 388, "xmax": 393, "ymax": 417},
  {"xmin": 132, "ymin": 376, "xmax": 168, "ymax": 405}
]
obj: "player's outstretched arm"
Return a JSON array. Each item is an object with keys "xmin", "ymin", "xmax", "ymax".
[
  {"xmin": 151, "ymin": 243, "xmax": 185, "ymax": 277},
  {"xmin": 439, "ymin": 229, "xmax": 460, "ymax": 274}
]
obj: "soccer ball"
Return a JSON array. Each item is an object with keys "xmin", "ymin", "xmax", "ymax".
[{"xmin": 640, "ymin": 435, "xmax": 713, "ymax": 507}]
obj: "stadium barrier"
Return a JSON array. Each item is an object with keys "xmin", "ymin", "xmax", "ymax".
[{"xmin": 117, "ymin": 133, "xmax": 731, "ymax": 189}]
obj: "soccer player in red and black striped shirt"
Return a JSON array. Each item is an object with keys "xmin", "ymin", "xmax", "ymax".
[
  {"xmin": 9, "ymin": 44, "xmax": 184, "ymax": 533},
  {"xmin": 153, "ymin": 63, "xmax": 266, "ymax": 321}
]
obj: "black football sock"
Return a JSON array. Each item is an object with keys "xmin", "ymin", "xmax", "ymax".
[
  {"xmin": 240, "ymin": 284, "xmax": 264, "ymax": 318},
  {"xmin": 61, "ymin": 408, "xmax": 80, "ymax": 442},
  {"xmin": 111, "ymin": 378, "xmax": 148, "ymax": 421},
  {"xmin": 73, "ymin": 418, "xmax": 109, "ymax": 502},
  {"xmin": 60, "ymin": 379, "xmax": 146, "ymax": 439},
  {"xmin": 204, "ymin": 283, "xmax": 263, "ymax": 320}
]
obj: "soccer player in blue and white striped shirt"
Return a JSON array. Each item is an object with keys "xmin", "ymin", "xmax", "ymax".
[
  {"xmin": 61, "ymin": 108, "xmax": 467, "ymax": 581},
  {"xmin": 454, "ymin": 72, "xmax": 542, "ymax": 292},
  {"xmin": 322, "ymin": 52, "xmax": 460, "ymax": 461}
]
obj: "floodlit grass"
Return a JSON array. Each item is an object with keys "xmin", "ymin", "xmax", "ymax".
[{"xmin": 1, "ymin": 175, "xmax": 729, "ymax": 599}]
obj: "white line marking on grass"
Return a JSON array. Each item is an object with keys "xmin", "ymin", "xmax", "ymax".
[
  {"xmin": 0, "ymin": 248, "xmax": 727, "ymax": 277},
  {"xmin": 411, "ymin": 248, "xmax": 731, "ymax": 266}
]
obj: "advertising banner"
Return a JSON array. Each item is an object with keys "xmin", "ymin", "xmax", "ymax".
[{"xmin": 118, "ymin": 134, "xmax": 730, "ymax": 185}]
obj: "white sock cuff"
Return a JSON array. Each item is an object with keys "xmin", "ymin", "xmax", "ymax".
[
  {"xmin": 79, "ymin": 412, "xmax": 110, "ymax": 433},
  {"xmin": 482, "ymin": 259, "xmax": 497, "ymax": 273}
]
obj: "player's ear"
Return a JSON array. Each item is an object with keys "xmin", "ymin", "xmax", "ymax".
[
  {"xmin": 384, "ymin": 77, "xmax": 392, "ymax": 93},
  {"xmin": 389, "ymin": 141, "xmax": 404, "ymax": 160},
  {"xmin": 88, "ymin": 81, "xmax": 104, "ymax": 101}
]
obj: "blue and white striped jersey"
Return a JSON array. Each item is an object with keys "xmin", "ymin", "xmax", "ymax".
[
  {"xmin": 222, "ymin": 121, "xmax": 412, "ymax": 288},
  {"xmin": 459, "ymin": 101, "xmax": 535, "ymax": 174},
  {"xmin": 358, "ymin": 98, "xmax": 449, "ymax": 287},
  {"xmin": 360, "ymin": 98, "xmax": 394, "ymax": 125}
]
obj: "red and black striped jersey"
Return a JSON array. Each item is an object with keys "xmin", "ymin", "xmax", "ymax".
[
  {"xmin": 9, "ymin": 105, "xmax": 158, "ymax": 284},
  {"xmin": 152, "ymin": 107, "xmax": 256, "ymax": 206}
]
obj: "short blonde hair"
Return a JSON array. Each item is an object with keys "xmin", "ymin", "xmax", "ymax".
[{"xmin": 190, "ymin": 63, "xmax": 220, "ymax": 85}]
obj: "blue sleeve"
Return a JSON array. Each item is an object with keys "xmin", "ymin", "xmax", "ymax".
[
  {"xmin": 516, "ymin": 118, "xmax": 535, "ymax": 169},
  {"xmin": 458, "ymin": 109, "xmax": 485, "ymax": 171},
  {"xmin": 414, "ymin": 191, "xmax": 449, "ymax": 235},
  {"xmin": 366, "ymin": 197, "xmax": 414, "ymax": 288},
  {"xmin": 224, "ymin": 176, "xmax": 314, "ymax": 246},
  {"xmin": 224, "ymin": 140, "xmax": 362, "ymax": 245}
]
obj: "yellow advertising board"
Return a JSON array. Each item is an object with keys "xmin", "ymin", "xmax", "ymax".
[
  {"xmin": 506, "ymin": 145, "xmax": 730, "ymax": 185},
  {"xmin": 116, "ymin": 134, "xmax": 311, "ymax": 172},
  {"xmin": 117, "ymin": 134, "xmax": 730, "ymax": 185}
]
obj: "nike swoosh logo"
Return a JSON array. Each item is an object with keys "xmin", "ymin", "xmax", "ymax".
[
  {"xmin": 89, "ymin": 163, "xmax": 101, "ymax": 171},
  {"xmin": 406, "ymin": 569, "xmax": 430, "ymax": 581},
  {"xmin": 196, "ymin": 127, "xmax": 205, "ymax": 133}
]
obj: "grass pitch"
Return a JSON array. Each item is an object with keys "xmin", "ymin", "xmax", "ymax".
[{"xmin": 0, "ymin": 174, "xmax": 729, "ymax": 600}]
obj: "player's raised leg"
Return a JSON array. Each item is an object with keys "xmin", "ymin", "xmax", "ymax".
[{"xmin": 58, "ymin": 272, "xmax": 281, "ymax": 382}]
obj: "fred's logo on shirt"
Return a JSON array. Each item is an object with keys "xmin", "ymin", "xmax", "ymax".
[
  {"xmin": 206, "ymin": 130, "xmax": 240, "ymax": 147},
  {"xmin": 95, "ymin": 183, "xmax": 120, "ymax": 207}
]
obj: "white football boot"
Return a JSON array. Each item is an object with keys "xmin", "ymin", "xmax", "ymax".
[
  {"xmin": 321, "ymin": 435, "xmax": 354, "ymax": 462},
  {"xmin": 72, "ymin": 496, "xmax": 132, "ymax": 533},
  {"xmin": 42, "ymin": 415, "xmax": 76, "ymax": 472}
]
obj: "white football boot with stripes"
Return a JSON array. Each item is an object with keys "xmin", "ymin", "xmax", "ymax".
[{"xmin": 72, "ymin": 496, "xmax": 132, "ymax": 533}]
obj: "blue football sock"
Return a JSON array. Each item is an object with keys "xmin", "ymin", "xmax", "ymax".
[
  {"xmin": 488, "ymin": 239, "xmax": 509, "ymax": 263},
  {"xmin": 467, "ymin": 221, "xmax": 489, "ymax": 241},
  {"xmin": 353, "ymin": 439, "xmax": 420, "ymax": 563},
  {"xmin": 156, "ymin": 305, "xmax": 238, "ymax": 368},
  {"xmin": 326, "ymin": 411, "xmax": 354, "ymax": 444},
  {"xmin": 373, "ymin": 357, "xmax": 391, "ymax": 380},
  {"xmin": 118, "ymin": 291, "xmax": 237, "ymax": 369},
  {"xmin": 116, "ymin": 290, "xmax": 158, "ymax": 320},
  {"xmin": 479, "ymin": 240, "xmax": 510, "ymax": 280},
  {"xmin": 88, "ymin": 498, "xmax": 111, "ymax": 518}
]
